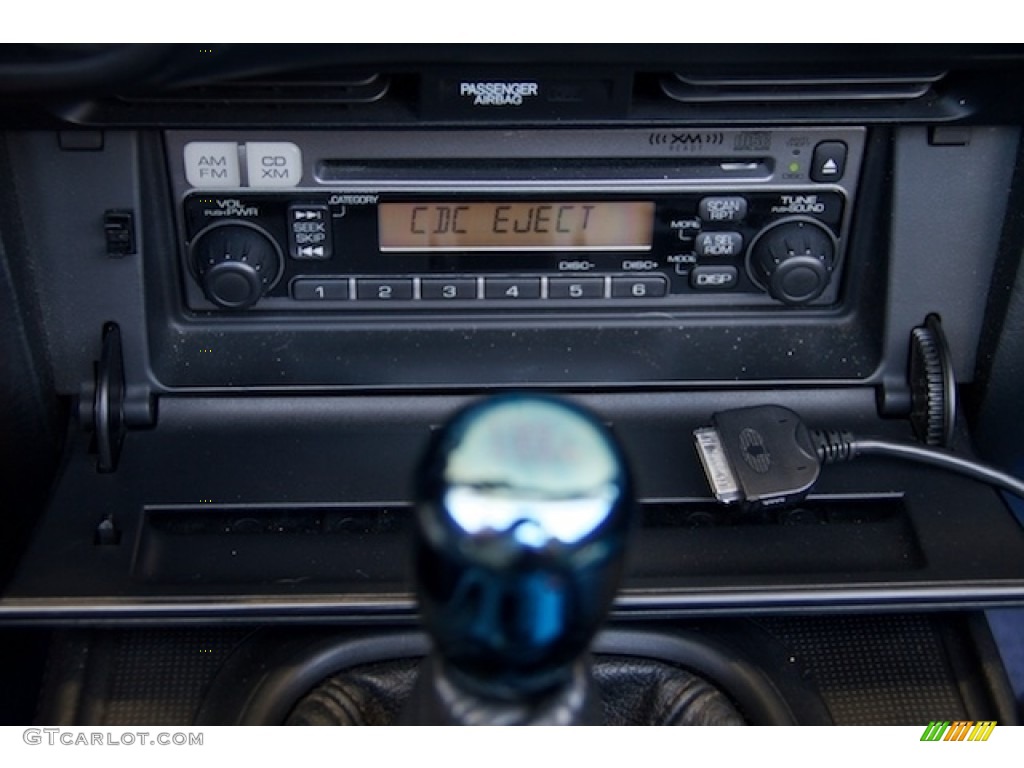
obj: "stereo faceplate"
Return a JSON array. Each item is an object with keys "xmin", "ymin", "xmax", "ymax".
[{"xmin": 166, "ymin": 128, "xmax": 865, "ymax": 313}]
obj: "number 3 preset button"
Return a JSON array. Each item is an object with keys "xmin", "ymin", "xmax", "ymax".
[
  {"xmin": 292, "ymin": 278, "xmax": 349, "ymax": 300},
  {"xmin": 421, "ymin": 277, "xmax": 478, "ymax": 300}
]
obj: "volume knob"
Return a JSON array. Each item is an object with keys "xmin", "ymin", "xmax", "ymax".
[
  {"xmin": 191, "ymin": 222, "xmax": 283, "ymax": 309},
  {"xmin": 748, "ymin": 218, "xmax": 837, "ymax": 305}
]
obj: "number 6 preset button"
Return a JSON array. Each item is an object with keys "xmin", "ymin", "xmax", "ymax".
[
  {"xmin": 292, "ymin": 278, "xmax": 349, "ymax": 300},
  {"xmin": 610, "ymin": 276, "xmax": 668, "ymax": 298},
  {"xmin": 356, "ymin": 278, "xmax": 414, "ymax": 300}
]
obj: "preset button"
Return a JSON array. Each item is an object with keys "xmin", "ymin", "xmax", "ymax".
[
  {"xmin": 292, "ymin": 278, "xmax": 349, "ymax": 301},
  {"xmin": 611, "ymin": 276, "xmax": 668, "ymax": 299},
  {"xmin": 548, "ymin": 277, "xmax": 605, "ymax": 299},
  {"xmin": 422, "ymin": 278, "xmax": 479, "ymax": 300},
  {"xmin": 356, "ymin": 278, "xmax": 414, "ymax": 301},
  {"xmin": 484, "ymin": 277, "xmax": 542, "ymax": 300}
]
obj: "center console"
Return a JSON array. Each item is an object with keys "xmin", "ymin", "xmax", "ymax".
[{"xmin": 3, "ymin": 45, "xmax": 1024, "ymax": 726}]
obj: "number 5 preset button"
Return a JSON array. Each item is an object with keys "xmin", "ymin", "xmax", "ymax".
[{"xmin": 548, "ymin": 276, "xmax": 605, "ymax": 299}]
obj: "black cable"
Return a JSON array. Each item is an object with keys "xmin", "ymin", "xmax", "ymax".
[
  {"xmin": 694, "ymin": 404, "xmax": 1024, "ymax": 510},
  {"xmin": 848, "ymin": 437, "xmax": 1024, "ymax": 501}
]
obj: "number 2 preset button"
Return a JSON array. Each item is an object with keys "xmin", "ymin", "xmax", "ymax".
[
  {"xmin": 356, "ymin": 278, "xmax": 414, "ymax": 300},
  {"xmin": 292, "ymin": 278, "xmax": 349, "ymax": 300},
  {"xmin": 484, "ymin": 277, "xmax": 542, "ymax": 300}
]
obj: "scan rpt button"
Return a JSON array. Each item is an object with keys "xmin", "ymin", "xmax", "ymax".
[{"xmin": 698, "ymin": 197, "xmax": 747, "ymax": 223}]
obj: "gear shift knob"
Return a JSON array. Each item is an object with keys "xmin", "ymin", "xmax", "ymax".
[{"xmin": 408, "ymin": 394, "xmax": 633, "ymax": 721}]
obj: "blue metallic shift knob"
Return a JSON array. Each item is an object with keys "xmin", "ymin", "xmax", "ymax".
[{"xmin": 413, "ymin": 394, "xmax": 634, "ymax": 701}]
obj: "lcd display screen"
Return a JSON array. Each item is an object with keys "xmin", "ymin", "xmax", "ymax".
[{"xmin": 378, "ymin": 201, "xmax": 655, "ymax": 252}]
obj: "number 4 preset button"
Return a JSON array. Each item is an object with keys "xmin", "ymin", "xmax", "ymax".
[
  {"xmin": 484, "ymin": 277, "xmax": 542, "ymax": 300},
  {"xmin": 292, "ymin": 278, "xmax": 349, "ymax": 300}
]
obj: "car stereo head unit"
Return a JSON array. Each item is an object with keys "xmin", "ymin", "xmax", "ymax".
[{"xmin": 165, "ymin": 128, "xmax": 865, "ymax": 313}]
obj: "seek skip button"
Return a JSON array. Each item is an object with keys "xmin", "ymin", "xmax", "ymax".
[
  {"xmin": 696, "ymin": 231, "xmax": 743, "ymax": 257},
  {"xmin": 289, "ymin": 204, "xmax": 332, "ymax": 259},
  {"xmin": 699, "ymin": 196, "xmax": 747, "ymax": 223}
]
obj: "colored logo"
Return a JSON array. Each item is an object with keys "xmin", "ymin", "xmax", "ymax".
[{"xmin": 920, "ymin": 721, "xmax": 997, "ymax": 741}]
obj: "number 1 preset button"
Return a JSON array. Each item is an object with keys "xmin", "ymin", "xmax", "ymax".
[
  {"xmin": 484, "ymin": 277, "xmax": 542, "ymax": 300},
  {"xmin": 292, "ymin": 278, "xmax": 350, "ymax": 301}
]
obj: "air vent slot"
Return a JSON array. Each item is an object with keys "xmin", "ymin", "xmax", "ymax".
[
  {"xmin": 121, "ymin": 71, "xmax": 389, "ymax": 106},
  {"xmin": 661, "ymin": 70, "xmax": 946, "ymax": 104}
]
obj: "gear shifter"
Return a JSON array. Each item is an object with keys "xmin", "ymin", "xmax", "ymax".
[{"xmin": 402, "ymin": 394, "xmax": 634, "ymax": 725}]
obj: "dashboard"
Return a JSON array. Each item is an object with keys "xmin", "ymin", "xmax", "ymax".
[{"xmin": 2, "ymin": 43, "xmax": 1024, "ymax": 726}]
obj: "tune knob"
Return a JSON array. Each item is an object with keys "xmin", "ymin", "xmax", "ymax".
[
  {"xmin": 190, "ymin": 222, "xmax": 283, "ymax": 309},
  {"xmin": 748, "ymin": 218, "xmax": 837, "ymax": 305}
]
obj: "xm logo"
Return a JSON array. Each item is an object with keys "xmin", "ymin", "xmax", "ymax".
[{"xmin": 920, "ymin": 721, "xmax": 997, "ymax": 741}]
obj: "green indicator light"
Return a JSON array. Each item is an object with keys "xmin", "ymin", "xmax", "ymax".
[{"xmin": 788, "ymin": 161, "xmax": 801, "ymax": 173}]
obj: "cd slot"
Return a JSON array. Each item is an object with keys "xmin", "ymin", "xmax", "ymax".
[{"xmin": 315, "ymin": 157, "xmax": 774, "ymax": 184}]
